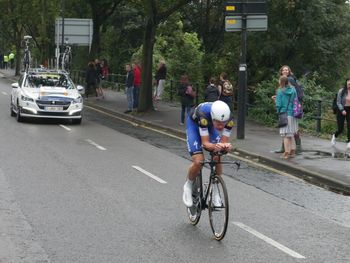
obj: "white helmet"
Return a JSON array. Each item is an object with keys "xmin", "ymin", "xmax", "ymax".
[{"xmin": 210, "ymin": 100, "xmax": 231, "ymax": 122}]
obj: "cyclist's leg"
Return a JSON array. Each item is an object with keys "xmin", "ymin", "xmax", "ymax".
[
  {"xmin": 183, "ymin": 118, "xmax": 203, "ymax": 207},
  {"xmin": 208, "ymin": 126, "xmax": 223, "ymax": 175}
]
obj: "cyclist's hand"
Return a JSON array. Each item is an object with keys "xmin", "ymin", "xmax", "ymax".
[{"xmin": 214, "ymin": 143, "xmax": 232, "ymax": 153}]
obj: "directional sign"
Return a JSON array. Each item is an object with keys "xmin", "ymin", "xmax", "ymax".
[
  {"xmin": 55, "ymin": 18, "xmax": 93, "ymax": 46},
  {"xmin": 225, "ymin": 0, "xmax": 267, "ymax": 15},
  {"xmin": 225, "ymin": 15, "xmax": 268, "ymax": 32}
]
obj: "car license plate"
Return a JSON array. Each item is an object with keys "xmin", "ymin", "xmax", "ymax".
[{"xmin": 45, "ymin": 106, "xmax": 63, "ymax": 111}]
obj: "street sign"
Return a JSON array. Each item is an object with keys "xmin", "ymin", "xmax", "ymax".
[
  {"xmin": 225, "ymin": 15, "xmax": 268, "ymax": 32},
  {"xmin": 55, "ymin": 18, "xmax": 93, "ymax": 47},
  {"xmin": 225, "ymin": 0, "xmax": 267, "ymax": 15}
]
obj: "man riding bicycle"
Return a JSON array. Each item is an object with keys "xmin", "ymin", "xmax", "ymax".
[{"xmin": 183, "ymin": 100, "xmax": 234, "ymax": 208}]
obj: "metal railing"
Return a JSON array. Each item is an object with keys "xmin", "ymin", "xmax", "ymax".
[{"xmin": 70, "ymin": 70, "xmax": 335, "ymax": 135}]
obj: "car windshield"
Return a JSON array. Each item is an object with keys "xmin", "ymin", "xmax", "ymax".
[{"xmin": 24, "ymin": 73, "xmax": 75, "ymax": 89}]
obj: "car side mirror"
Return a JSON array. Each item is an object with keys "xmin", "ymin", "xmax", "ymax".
[
  {"xmin": 76, "ymin": 85, "xmax": 85, "ymax": 94},
  {"xmin": 11, "ymin": 83, "xmax": 19, "ymax": 89}
]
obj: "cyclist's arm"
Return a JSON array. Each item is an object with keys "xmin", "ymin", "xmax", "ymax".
[{"xmin": 201, "ymin": 135, "xmax": 232, "ymax": 152}]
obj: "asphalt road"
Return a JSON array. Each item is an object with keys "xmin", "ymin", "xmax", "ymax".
[{"xmin": 0, "ymin": 78, "xmax": 349, "ymax": 263}]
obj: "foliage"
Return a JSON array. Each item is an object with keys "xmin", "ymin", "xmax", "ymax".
[{"xmin": 248, "ymin": 72, "xmax": 334, "ymax": 132}]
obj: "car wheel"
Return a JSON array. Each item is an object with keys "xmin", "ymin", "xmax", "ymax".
[
  {"xmin": 72, "ymin": 118, "xmax": 82, "ymax": 125},
  {"xmin": 16, "ymin": 103, "xmax": 23, "ymax": 122},
  {"xmin": 10, "ymin": 103, "xmax": 16, "ymax": 117}
]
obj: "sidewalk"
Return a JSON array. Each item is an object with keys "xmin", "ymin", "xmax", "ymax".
[
  {"xmin": 1, "ymin": 69, "xmax": 349, "ymax": 195},
  {"xmin": 86, "ymin": 88, "xmax": 350, "ymax": 195}
]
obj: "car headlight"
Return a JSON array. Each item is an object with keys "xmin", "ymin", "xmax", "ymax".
[
  {"xmin": 72, "ymin": 96, "xmax": 83, "ymax": 104},
  {"xmin": 21, "ymin": 95, "xmax": 34, "ymax": 102}
]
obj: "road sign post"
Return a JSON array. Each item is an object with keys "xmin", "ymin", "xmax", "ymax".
[{"xmin": 225, "ymin": 0, "xmax": 267, "ymax": 139}]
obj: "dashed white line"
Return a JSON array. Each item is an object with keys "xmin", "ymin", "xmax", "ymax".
[
  {"xmin": 233, "ymin": 222, "xmax": 306, "ymax": 259},
  {"xmin": 59, "ymin": 124, "xmax": 71, "ymax": 131},
  {"xmin": 85, "ymin": 139, "xmax": 107, "ymax": 151},
  {"xmin": 1, "ymin": 91, "xmax": 7, "ymax": 95},
  {"xmin": 132, "ymin": 166, "xmax": 167, "ymax": 184}
]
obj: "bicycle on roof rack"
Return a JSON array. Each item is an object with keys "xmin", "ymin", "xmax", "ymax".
[
  {"xmin": 22, "ymin": 35, "xmax": 32, "ymax": 73},
  {"xmin": 60, "ymin": 39, "xmax": 72, "ymax": 73},
  {"xmin": 187, "ymin": 150, "xmax": 240, "ymax": 241}
]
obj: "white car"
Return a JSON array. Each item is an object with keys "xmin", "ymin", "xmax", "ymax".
[{"xmin": 10, "ymin": 68, "xmax": 84, "ymax": 124}]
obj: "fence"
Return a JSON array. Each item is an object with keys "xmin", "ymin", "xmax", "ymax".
[{"xmin": 70, "ymin": 70, "xmax": 335, "ymax": 135}]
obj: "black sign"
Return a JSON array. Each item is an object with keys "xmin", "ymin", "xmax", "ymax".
[{"xmin": 225, "ymin": 1, "xmax": 267, "ymax": 15}]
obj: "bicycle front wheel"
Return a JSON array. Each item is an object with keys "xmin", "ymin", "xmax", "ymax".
[
  {"xmin": 187, "ymin": 174, "xmax": 202, "ymax": 225},
  {"xmin": 208, "ymin": 175, "xmax": 229, "ymax": 241}
]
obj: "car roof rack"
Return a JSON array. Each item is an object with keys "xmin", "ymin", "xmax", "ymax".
[{"xmin": 27, "ymin": 68, "xmax": 68, "ymax": 75}]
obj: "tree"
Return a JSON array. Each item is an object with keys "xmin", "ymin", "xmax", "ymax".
[
  {"xmin": 86, "ymin": 0, "xmax": 121, "ymax": 58},
  {"xmin": 136, "ymin": 0, "xmax": 191, "ymax": 112}
]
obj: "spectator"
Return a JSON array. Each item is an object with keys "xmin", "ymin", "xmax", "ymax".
[
  {"xmin": 0, "ymin": 51, "xmax": 3, "ymax": 69},
  {"xmin": 101, "ymin": 59, "xmax": 109, "ymax": 80},
  {"xmin": 3, "ymin": 54, "xmax": 9, "ymax": 69},
  {"xmin": 275, "ymin": 76, "xmax": 299, "ymax": 159},
  {"xmin": 218, "ymin": 72, "xmax": 234, "ymax": 110},
  {"xmin": 9, "ymin": 51, "xmax": 15, "ymax": 69},
  {"xmin": 331, "ymin": 77, "xmax": 350, "ymax": 150},
  {"xmin": 133, "ymin": 61, "xmax": 142, "ymax": 111},
  {"xmin": 94, "ymin": 58, "xmax": 104, "ymax": 98},
  {"xmin": 85, "ymin": 61, "xmax": 98, "ymax": 98},
  {"xmin": 177, "ymin": 74, "xmax": 195, "ymax": 125},
  {"xmin": 154, "ymin": 60, "xmax": 167, "ymax": 101},
  {"xmin": 204, "ymin": 77, "xmax": 219, "ymax": 102},
  {"xmin": 124, "ymin": 63, "xmax": 134, "ymax": 114},
  {"xmin": 273, "ymin": 65, "xmax": 303, "ymax": 154}
]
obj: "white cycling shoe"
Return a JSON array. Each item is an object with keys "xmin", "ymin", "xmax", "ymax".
[
  {"xmin": 211, "ymin": 184, "xmax": 222, "ymax": 207},
  {"xmin": 183, "ymin": 180, "xmax": 193, "ymax": 207},
  {"xmin": 331, "ymin": 134, "xmax": 336, "ymax": 146}
]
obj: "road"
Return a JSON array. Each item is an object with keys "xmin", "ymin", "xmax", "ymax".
[{"xmin": 0, "ymin": 77, "xmax": 349, "ymax": 263}]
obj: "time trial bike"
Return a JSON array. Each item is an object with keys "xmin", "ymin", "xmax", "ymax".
[{"xmin": 187, "ymin": 151, "xmax": 240, "ymax": 241}]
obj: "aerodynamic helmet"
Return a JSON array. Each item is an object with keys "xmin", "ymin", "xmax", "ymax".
[{"xmin": 210, "ymin": 100, "xmax": 231, "ymax": 122}]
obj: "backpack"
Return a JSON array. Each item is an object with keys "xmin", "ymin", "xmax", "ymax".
[
  {"xmin": 294, "ymin": 80, "xmax": 304, "ymax": 101},
  {"xmin": 222, "ymin": 80, "xmax": 233, "ymax": 96},
  {"xmin": 332, "ymin": 93, "xmax": 338, "ymax": 114}
]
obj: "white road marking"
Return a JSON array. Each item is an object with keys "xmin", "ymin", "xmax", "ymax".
[
  {"xmin": 132, "ymin": 165, "xmax": 167, "ymax": 184},
  {"xmin": 59, "ymin": 124, "xmax": 71, "ymax": 131},
  {"xmin": 85, "ymin": 139, "xmax": 107, "ymax": 151},
  {"xmin": 2, "ymin": 91, "xmax": 7, "ymax": 95},
  {"xmin": 233, "ymin": 222, "xmax": 306, "ymax": 259}
]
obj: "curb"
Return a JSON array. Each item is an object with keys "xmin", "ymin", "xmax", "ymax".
[{"xmin": 86, "ymin": 102, "xmax": 350, "ymax": 196}]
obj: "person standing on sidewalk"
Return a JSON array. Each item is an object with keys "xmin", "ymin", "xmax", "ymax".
[
  {"xmin": 177, "ymin": 74, "xmax": 195, "ymax": 125},
  {"xmin": 124, "ymin": 63, "xmax": 134, "ymax": 114},
  {"xmin": 153, "ymin": 60, "xmax": 167, "ymax": 101},
  {"xmin": 85, "ymin": 61, "xmax": 98, "ymax": 99},
  {"xmin": 133, "ymin": 61, "xmax": 142, "ymax": 111},
  {"xmin": 3, "ymin": 54, "xmax": 9, "ymax": 69},
  {"xmin": 274, "ymin": 65, "xmax": 303, "ymax": 154},
  {"xmin": 331, "ymin": 77, "xmax": 350, "ymax": 150},
  {"xmin": 204, "ymin": 77, "xmax": 220, "ymax": 102},
  {"xmin": 218, "ymin": 72, "xmax": 234, "ymax": 111},
  {"xmin": 275, "ymin": 76, "xmax": 299, "ymax": 159},
  {"xmin": 8, "ymin": 51, "xmax": 15, "ymax": 69}
]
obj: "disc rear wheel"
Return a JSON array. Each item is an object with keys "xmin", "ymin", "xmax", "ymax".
[{"xmin": 208, "ymin": 175, "xmax": 229, "ymax": 241}]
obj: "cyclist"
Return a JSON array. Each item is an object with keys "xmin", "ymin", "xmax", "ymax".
[{"xmin": 183, "ymin": 100, "xmax": 234, "ymax": 208}]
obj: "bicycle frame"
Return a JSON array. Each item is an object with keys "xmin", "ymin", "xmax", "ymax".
[{"xmin": 198, "ymin": 153, "xmax": 240, "ymax": 211}]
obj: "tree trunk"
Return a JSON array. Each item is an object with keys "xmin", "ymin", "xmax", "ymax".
[{"xmin": 138, "ymin": 18, "xmax": 156, "ymax": 112}]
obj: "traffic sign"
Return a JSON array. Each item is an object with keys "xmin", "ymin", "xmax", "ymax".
[
  {"xmin": 225, "ymin": 15, "xmax": 268, "ymax": 32},
  {"xmin": 225, "ymin": 1, "xmax": 267, "ymax": 15}
]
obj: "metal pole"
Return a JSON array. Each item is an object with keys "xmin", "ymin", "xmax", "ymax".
[
  {"xmin": 61, "ymin": 0, "xmax": 65, "ymax": 50},
  {"xmin": 237, "ymin": 2, "xmax": 247, "ymax": 139}
]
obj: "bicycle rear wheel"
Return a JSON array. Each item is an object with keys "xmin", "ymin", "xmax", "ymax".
[
  {"xmin": 208, "ymin": 175, "xmax": 229, "ymax": 240},
  {"xmin": 187, "ymin": 174, "xmax": 202, "ymax": 225}
]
